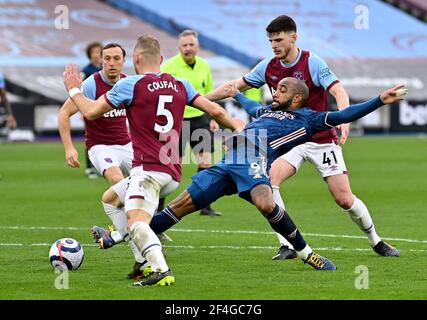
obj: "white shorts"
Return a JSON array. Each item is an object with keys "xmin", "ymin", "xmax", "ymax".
[
  {"xmin": 279, "ymin": 142, "xmax": 347, "ymax": 178},
  {"xmin": 88, "ymin": 142, "xmax": 133, "ymax": 177},
  {"xmin": 118, "ymin": 166, "xmax": 179, "ymax": 216}
]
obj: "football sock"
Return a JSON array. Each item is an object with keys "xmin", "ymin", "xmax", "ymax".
[
  {"xmin": 297, "ymin": 245, "xmax": 313, "ymax": 260},
  {"xmin": 102, "ymin": 202, "xmax": 144, "ymax": 262},
  {"xmin": 265, "ymin": 204, "xmax": 306, "ymax": 252},
  {"xmin": 346, "ymin": 196, "xmax": 381, "ymax": 246},
  {"xmin": 272, "ymin": 186, "xmax": 294, "ymax": 250},
  {"xmin": 128, "ymin": 239, "xmax": 146, "ymax": 264},
  {"xmin": 130, "ymin": 221, "xmax": 169, "ymax": 273},
  {"xmin": 150, "ymin": 206, "xmax": 181, "ymax": 234},
  {"xmin": 156, "ymin": 197, "xmax": 166, "ymax": 213},
  {"xmin": 102, "ymin": 202, "xmax": 127, "ymax": 242}
]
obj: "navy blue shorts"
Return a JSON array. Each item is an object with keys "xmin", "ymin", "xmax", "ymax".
[{"xmin": 187, "ymin": 146, "xmax": 270, "ymax": 210}]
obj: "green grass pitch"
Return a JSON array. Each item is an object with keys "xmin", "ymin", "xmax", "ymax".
[{"xmin": 0, "ymin": 136, "xmax": 426, "ymax": 300}]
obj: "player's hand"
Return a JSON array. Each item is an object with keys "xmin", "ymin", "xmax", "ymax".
[
  {"xmin": 63, "ymin": 64, "xmax": 83, "ymax": 91},
  {"xmin": 337, "ymin": 123, "xmax": 350, "ymax": 145},
  {"xmin": 224, "ymin": 82, "xmax": 239, "ymax": 98},
  {"xmin": 7, "ymin": 115, "xmax": 17, "ymax": 129},
  {"xmin": 65, "ymin": 147, "xmax": 80, "ymax": 168},
  {"xmin": 380, "ymin": 85, "xmax": 407, "ymax": 105},
  {"xmin": 210, "ymin": 119, "xmax": 220, "ymax": 132},
  {"xmin": 231, "ymin": 117, "xmax": 246, "ymax": 133}
]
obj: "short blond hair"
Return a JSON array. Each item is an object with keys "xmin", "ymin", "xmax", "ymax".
[{"xmin": 134, "ymin": 35, "xmax": 161, "ymax": 62}]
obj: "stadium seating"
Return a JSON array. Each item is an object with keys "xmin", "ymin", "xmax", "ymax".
[{"xmin": 108, "ymin": 0, "xmax": 427, "ymax": 101}]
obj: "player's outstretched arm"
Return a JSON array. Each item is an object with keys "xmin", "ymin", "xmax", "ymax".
[
  {"xmin": 63, "ymin": 64, "xmax": 112, "ymax": 120},
  {"xmin": 204, "ymin": 78, "xmax": 251, "ymax": 101},
  {"xmin": 234, "ymin": 93, "xmax": 264, "ymax": 118},
  {"xmin": 222, "ymin": 82, "xmax": 264, "ymax": 118},
  {"xmin": 192, "ymin": 96, "xmax": 244, "ymax": 132},
  {"xmin": 326, "ymin": 85, "xmax": 407, "ymax": 126},
  {"xmin": 58, "ymin": 98, "xmax": 80, "ymax": 168}
]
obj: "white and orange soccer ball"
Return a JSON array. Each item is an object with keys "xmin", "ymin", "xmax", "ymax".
[{"xmin": 49, "ymin": 238, "xmax": 84, "ymax": 270}]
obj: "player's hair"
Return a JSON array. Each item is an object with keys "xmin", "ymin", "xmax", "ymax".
[
  {"xmin": 134, "ymin": 35, "xmax": 161, "ymax": 62},
  {"xmin": 266, "ymin": 15, "xmax": 297, "ymax": 35},
  {"xmin": 85, "ymin": 41, "xmax": 103, "ymax": 59},
  {"xmin": 101, "ymin": 43, "xmax": 126, "ymax": 58},
  {"xmin": 178, "ymin": 29, "xmax": 198, "ymax": 39}
]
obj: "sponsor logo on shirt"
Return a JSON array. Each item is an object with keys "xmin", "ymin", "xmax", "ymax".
[
  {"xmin": 320, "ymin": 67, "xmax": 332, "ymax": 79},
  {"xmin": 103, "ymin": 109, "xmax": 126, "ymax": 118}
]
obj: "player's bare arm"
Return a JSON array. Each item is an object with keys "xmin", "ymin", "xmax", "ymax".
[
  {"xmin": 204, "ymin": 78, "xmax": 251, "ymax": 101},
  {"xmin": 58, "ymin": 98, "xmax": 81, "ymax": 168},
  {"xmin": 192, "ymin": 95, "xmax": 244, "ymax": 132},
  {"xmin": 63, "ymin": 64, "xmax": 112, "ymax": 120},
  {"xmin": 329, "ymin": 81, "xmax": 350, "ymax": 144}
]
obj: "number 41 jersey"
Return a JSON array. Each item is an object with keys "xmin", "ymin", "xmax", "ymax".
[{"xmin": 105, "ymin": 72, "xmax": 200, "ymax": 182}]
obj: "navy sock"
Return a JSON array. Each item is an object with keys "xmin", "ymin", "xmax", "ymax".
[
  {"xmin": 156, "ymin": 198, "xmax": 166, "ymax": 213},
  {"xmin": 266, "ymin": 204, "xmax": 306, "ymax": 251},
  {"xmin": 150, "ymin": 206, "xmax": 180, "ymax": 234}
]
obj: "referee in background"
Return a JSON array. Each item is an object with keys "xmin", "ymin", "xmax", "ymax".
[{"xmin": 161, "ymin": 29, "xmax": 221, "ymax": 217}]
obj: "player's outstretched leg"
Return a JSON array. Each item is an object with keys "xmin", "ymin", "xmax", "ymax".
[
  {"xmin": 345, "ymin": 196, "xmax": 400, "ymax": 257},
  {"xmin": 256, "ymin": 193, "xmax": 336, "ymax": 270},
  {"xmin": 156, "ymin": 197, "xmax": 174, "ymax": 242},
  {"xmin": 272, "ymin": 187, "xmax": 297, "ymax": 260},
  {"xmin": 265, "ymin": 206, "xmax": 337, "ymax": 270}
]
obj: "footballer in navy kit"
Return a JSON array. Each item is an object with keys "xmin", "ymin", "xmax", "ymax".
[{"xmin": 148, "ymin": 77, "xmax": 405, "ymax": 272}]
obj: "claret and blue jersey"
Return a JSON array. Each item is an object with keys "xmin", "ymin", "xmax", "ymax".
[
  {"xmin": 243, "ymin": 49, "xmax": 340, "ymax": 145},
  {"xmin": 104, "ymin": 72, "xmax": 200, "ymax": 182}
]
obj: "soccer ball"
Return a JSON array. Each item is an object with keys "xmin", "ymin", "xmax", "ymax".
[{"xmin": 49, "ymin": 238, "xmax": 84, "ymax": 270}]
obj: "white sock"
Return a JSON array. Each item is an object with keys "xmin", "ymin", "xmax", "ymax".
[
  {"xmin": 102, "ymin": 202, "xmax": 128, "ymax": 241},
  {"xmin": 272, "ymin": 187, "xmax": 294, "ymax": 250},
  {"xmin": 296, "ymin": 244, "xmax": 312, "ymax": 260},
  {"xmin": 102, "ymin": 202, "xmax": 144, "ymax": 262},
  {"xmin": 347, "ymin": 196, "xmax": 381, "ymax": 246},
  {"xmin": 130, "ymin": 221, "xmax": 169, "ymax": 273},
  {"xmin": 127, "ymin": 239, "xmax": 146, "ymax": 264}
]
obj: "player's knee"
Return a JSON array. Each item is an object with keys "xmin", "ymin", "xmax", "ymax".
[
  {"xmin": 104, "ymin": 168, "xmax": 124, "ymax": 186},
  {"xmin": 334, "ymin": 193, "xmax": 354, "ymax": 210},
  {"xmin": 107, "ymin": 174, "xmax": 123, "ymax": 186},
  {"xmin": 269, "ymin": 170, "xmax": 283, "ymax": 186},
  {"xmin": 102, "ymin": 187, "xmax": 121, "ymax": 207},
  {"xmin": 254, "ymin": 199, "xmax": 276, "ymax": 216}
]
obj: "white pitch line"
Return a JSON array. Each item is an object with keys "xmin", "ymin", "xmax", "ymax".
[
  {"xmin": 0, "ymin": 225, "xmax": 426, "ymax": 244},
  {"xmin": 1, "ymin": 242, "xmax": 427, "ymax": 253}
]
